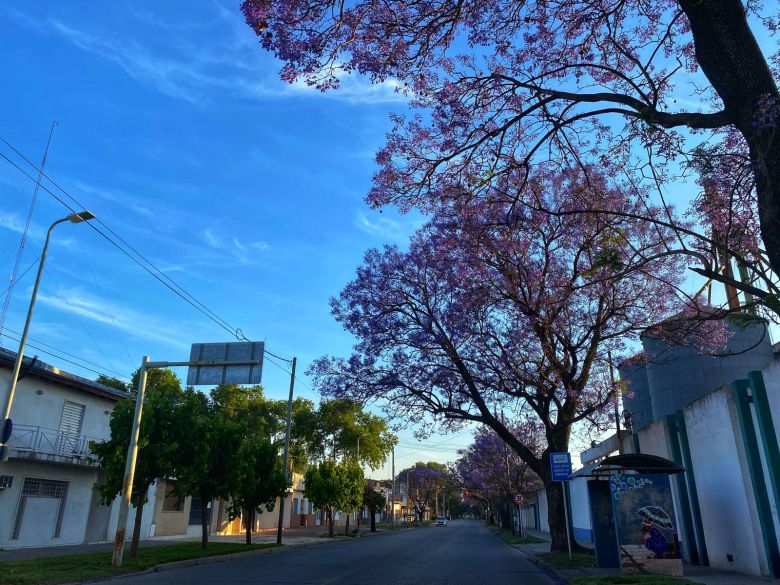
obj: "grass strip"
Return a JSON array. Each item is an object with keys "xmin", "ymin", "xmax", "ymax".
[
  {"xmin": 487, "ymin": 525, "xmax": 547, "ymax": 545},
  {"xmin": 537, "ymin": 551, "xmax": 597, "ymax": 568},
  {"xmin": 569, "ymin": 575, "xmax": 698, "ymax": 585},
  {"xmin": 0, "ymin": 541, "xmax": 279, "ymax": 585}
]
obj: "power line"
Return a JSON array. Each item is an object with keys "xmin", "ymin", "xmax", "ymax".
[
  {"xmin": 0, "ymin": 144, "xmax": 243, "ymax": 340},
  {"xmin": 0, "ymin": 136, "xmax": 307, "ymax": 388},
  {"xmin": 2, "ymin": 329, "xmax": 130, "ymax": 381},
  {"xmin": 0, "ymin": 123, "xmax": 56, "ymax": 343}
]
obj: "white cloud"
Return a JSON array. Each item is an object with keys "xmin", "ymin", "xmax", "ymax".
[
  {"xmin": 8, "ymin": 7, "xmax": 409, "ymax": 107},
  {"xmin": 0, "ymin": 212, "xmax": 28, "ymax": 235},
  {"xmin": 37, "ymin": 287, "xmax": 190, "ymax": 349},
  {"xmin": 202, "ymin": 228, "xmax": 270, "ymax": 265},
  {"xmin": 354, "ymin": 210, "xmax": 423, "ymax": 242}
]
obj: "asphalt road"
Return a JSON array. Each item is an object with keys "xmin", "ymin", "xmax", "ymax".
[{"xmin": 93, "ymin": 519, "xmax": 555, "ymax": 585}]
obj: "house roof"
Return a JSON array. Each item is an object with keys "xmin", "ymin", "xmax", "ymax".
[{"xmin": 0, "ymin": 347, "xmax": 129, "ymax": 402}]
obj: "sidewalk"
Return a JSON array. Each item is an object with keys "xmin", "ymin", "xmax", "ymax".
[
  {"xmin": 0, "ymin": 526, "xmax": 330, "ymax": 562},
  {"xmin": 512, "ymin": 529, "xmax": 779, "ymax": 585}
]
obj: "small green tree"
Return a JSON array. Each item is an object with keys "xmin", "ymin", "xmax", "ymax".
[
  {"xmin": 304, "ymin": 460, "xmax": 344, "ymax": 537},
  {"xmin": 338, "ymin": 462, "xmax": 364, "ymax": 535},
  {"xmin": 363, "ymin": 481, "xmax": 386, "ymax": 532},
  {"xmin": 228, "ymin": 436, "xmax": 289, "ymax": 544},
  {"xmin": 90, "ymin": 369, "xmax": 182, "ymax": 558}
]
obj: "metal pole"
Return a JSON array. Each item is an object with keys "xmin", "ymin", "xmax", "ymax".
[
  {"xmin": 356, "ymin": 435, "xmax": 361, "ymax": 535},
  {"xmin": 276, "ymin": 357, "xmax": 296, "ymax": 545},
  {"xmin": 112, "ymin": 355, "xmax": 150, "ymax": 567},
  {"xmin": 608, "ymin": 351, "xmax": 622, "ymax": 454},
  {"xmin": 563, "ymin": 480, "xmax": 572, "ymax": 561},
  {"xmin": 391, "ymin": 446, "xmax": 395, "ymax": 529},
  {"xmin": 1, "ymin": 216, "xmax": 68, "ymax": 462}
]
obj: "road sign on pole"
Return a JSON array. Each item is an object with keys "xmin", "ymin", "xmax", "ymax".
[
  {"xmin": 186, "ymin": 342, "xmax": 264, "ymax": 386},
  {"xmin": 112, "ymin": 346, "xmax": 266, "ymax": 568},
  {"xmin": 550, "ymin": 452, "xmax": 572, "ymax": 481}
]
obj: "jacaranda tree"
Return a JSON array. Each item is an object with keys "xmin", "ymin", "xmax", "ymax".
[
  {"xmin": 309, "ymin": 170, "xmax": 721, "ymax": 551},
  {"xmin": 454, "ymin": 424, "xmax": 543, "ymax": 532},
  {"xmin": 242, "ymin": 0, "xmax": 780, "ymax": 284}
]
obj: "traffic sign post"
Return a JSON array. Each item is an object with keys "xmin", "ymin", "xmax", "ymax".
[
  {"xmin": 550, "ymin": 452, "xmax": 573, "ymax": 561},
  {"xmin": 514, "ymin": 493, "xmax": 524, "ymax": 538},
  {"xmin": 111, "ymin": 344, "xmax": 266, "ymax": 568}
]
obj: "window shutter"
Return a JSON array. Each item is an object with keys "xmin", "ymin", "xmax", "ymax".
[{"xmin": 59, "ymin": 402, "xmax": 85, "ymax": 435}]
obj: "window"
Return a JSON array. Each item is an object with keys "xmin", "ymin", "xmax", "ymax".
[
  {"xmin": 293, "ymin": 498, "xmax": 299, "ymax": 514},
  {"xmin": 57, "ymin": 402, "xmax": 85, "ymax": 454},
  {"xmin": 163, "ymin": 482, "xmax": 183, "ymax": 512},
  {"xmin": 308, "ymin": 501, "xmax": 313, "ymax": 514},
  {"xmin": 188, "ymin": 496, "xmax": 211, "ymax": 526},
  {"xmin": 12, "ymin": 478, "xmax": 69, "ymax": 539},
  {"xmin": 0, "ymin": 475, "xmax": 13, "ymax": 489}
]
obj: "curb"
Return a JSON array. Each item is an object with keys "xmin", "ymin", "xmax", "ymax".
[
  {"xmin": 523, "ymin": 553, "xmax": 569, "ymax": 585},
  {"xmin": 61, "ymin": 540, "xmax": 333, "ymax": 584}
]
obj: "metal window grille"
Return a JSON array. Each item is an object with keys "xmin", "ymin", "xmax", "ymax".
[
  {"xmin": 12, "ymin": 477, "xmax": 69, "ymax": 539},
  {"xmin": 0, "ymin": 475, "xmax": 12, "ymax": 489}
]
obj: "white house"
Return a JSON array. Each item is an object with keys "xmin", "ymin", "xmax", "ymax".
[{"xmin": 0, "ymin": 347, "xmax": 150, "ymax": 548}]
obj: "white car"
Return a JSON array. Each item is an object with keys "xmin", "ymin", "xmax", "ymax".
[{"xmin": 435, "ymin": 516, "xmax": 448, "ymax": 527}]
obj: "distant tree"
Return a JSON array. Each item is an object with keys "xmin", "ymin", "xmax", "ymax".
[
  {"xmin": 90, "ymin": 368, "xmax": 182, "ymax": 558},
  {"xmin": 228, "ymin": 435, "xmax": 289, "ymax": 544},
  {"xmin": 315, "ymin": 399, "xmax": 397, "ymax": 469},
  {"xmin": 397, "ymin": 462, "xmax": 448, "ymax": 523},
  {"xmin": 362, "ymin": 481, "xmax": 387, "ymax": 532},
  {"xmin": 95, "ymin": 374, "xmax": 130, "ymax": 392},
  {"xmin": 454, "ymin": 424, "xmax": 543, "ymax": 532},
  {"xmin": 266, "ymin": 397, "xmax": 320, "ymax": 473}
]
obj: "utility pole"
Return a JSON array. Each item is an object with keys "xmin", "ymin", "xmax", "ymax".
[
  {"xmin": 276, "ymin": 357, "xmax": 296, "ymax": 545},
  {"xmin": 608, "ymin": 351, "xmax": 622, "ymax": 454},
  {"xmin": 356, "ymin": 435, "xmax": 361, "ymax": 535},
  {"xmin": 111, "ymin": 356, "xmax": 150, "ymax": 567},
  {"xmin": 406, "ymin": 470, "xmax": 410, "ymax": 526},
  {"xmin": 391, "ymin": 446, "xmax": 395, "ymax": 529}
]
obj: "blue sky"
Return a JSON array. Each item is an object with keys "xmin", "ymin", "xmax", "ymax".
[{"xmin": 0, "ymin": 1, "xmax": 470, "ymax": 472}]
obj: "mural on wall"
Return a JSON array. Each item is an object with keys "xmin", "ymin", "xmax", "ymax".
[{"xmin": 610, "ymin": 473, "xmax": 683, "ymax": 576}]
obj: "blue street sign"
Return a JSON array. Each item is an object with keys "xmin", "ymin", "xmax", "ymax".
[
  {"xmin": 550, "ymin": 451, "xmax": 572, "ymax": 481},
  {"xmin": 1, "ymin": 418, "xmax": 12, "ymax": 444}
]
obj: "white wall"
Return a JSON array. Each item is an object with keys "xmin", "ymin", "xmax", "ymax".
[
  {"xmin": 0, "ymin": 460, "xmax": 101, "ymax": 548},
  {"xmin": 569, "ymin": 477, "xmax": 592, "ymax": 543},
  {"xmin": 106, "ymin": 482, "xmax": 157, "ymax": 541},
  {"xmin": 0, "ymin": 369, "xmax": 117, "ymax": 442},
  {"xmin": 683, "ymin": 387, "xmax": 767, "ymax": 576}
]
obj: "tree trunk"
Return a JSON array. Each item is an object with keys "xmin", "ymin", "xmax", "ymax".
[
  {"xmin": 679, "ymin": 0, "xmax": 780, "ymax": 272},
  {"xmin": 245, "ymin": 507, "xmax": 254, "ymax": 545},
  {"xmin": 499, "ymin": 500, "xmax": 512, "ymax": 531},
  {"xmin": 370, "ymin": 508, "xmax": 376, "ymax": 532},
  {"xmin": 345, "ymin": 511, "xmax": 350, "ymax": 534},
  {"xmin": 200, "ymin": 496, "xmax": 209, "ymax": 548},
  {"xmin": 129, "ymin": 490, "xmax": 145, "ymax": 559},
  {"xmin": 327, "ymin": 506, "xmax": 334, "ymax": 537}
]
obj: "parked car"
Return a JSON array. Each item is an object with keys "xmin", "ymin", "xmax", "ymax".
[{"xmin": 435, "ymin": 516, "xmax": 448, "ymax": 527}]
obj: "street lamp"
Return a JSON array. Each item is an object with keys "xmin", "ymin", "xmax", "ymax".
[{"xmin": 0, "ymin": 210, "xmax": 96, "ymax": 461}]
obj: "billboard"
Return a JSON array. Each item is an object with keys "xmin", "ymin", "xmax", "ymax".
[
  {"xmin": 610, "ymin": 473, "xmax": 683, "ymax": 577},
  {"xmin": 186, "ymin": 342, "xmax": 264, "ymax": 386}
]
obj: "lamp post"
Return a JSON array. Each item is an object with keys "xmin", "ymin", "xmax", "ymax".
[{"xmin": 0, "ymin": 211, "xmax": 95, "ymax": 462}]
